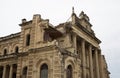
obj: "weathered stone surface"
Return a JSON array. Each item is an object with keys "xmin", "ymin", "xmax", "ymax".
[{"xmin": 0, "ymin": 11, "xmax": 110, "ymax": 78}]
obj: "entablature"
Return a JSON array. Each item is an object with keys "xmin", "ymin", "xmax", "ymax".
[
  {"xmin": 72, "ymin": 26, "xmax": 100, "ymax": 48},
  {"xmin": 0, "ymin": 52, "xmax": 28, "ymax": 60}
]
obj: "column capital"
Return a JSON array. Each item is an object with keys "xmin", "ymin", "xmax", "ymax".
[
  {"xmin": 95, "ymin": 48, "xmax": 97, "ymax": 51},
  {"xmin": 3, "ymin": 65, "xmax": 6, "ymax": 67},
  {"xmin": 95, "ymin": 47, "xmax": 101, "ymax": 51},
  {"xmin": 81, "ymin": 39, "xmax": 85, "ymax": 47},
  {"xmin": 88, "ymin": 44, "xmax": 92, "ymax": 49},
  {"xmin": 8, "ymin": 64, "xmax": 13, "ymax": 66},
  {"xmin": 94, "ymin": 48, "xmax": 102, "ymax": 56}
]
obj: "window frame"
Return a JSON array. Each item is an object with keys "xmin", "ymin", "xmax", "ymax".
[
  {"xmin": 66, "ymin": 65, "xmax": 73, "ymax": 78},
  {"xmin": 15, "ymin": 46, "xmax": 19, "ymax": 53},
  {"xmin": 22, "ymin": 66, "xmax": 27, "ymax": 78},
  {"xmin": 40, "ymin": 64, "xmax": 48, "ymax": 78},
  {"xmin": 3, "ymin": 49, "xmax": 7, "ymax": 56},
  {"xmin": 26, "ymin": 34, "xmax": 30, "ymax": 46}
]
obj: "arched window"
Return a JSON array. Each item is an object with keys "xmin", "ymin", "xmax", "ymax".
[
  {"xmin": 26, "ymin": 34, "xmax": 30, "ymax": 46},
  {"xmin": 15, "ymin": 46, "xmax": 19, "ymax": 53},
  {"xmin": 66, "ymin": 65, "xmax": 72, "ymax": 78},
  {"xmin": 22, "ymin": 67, "xmax": 27, "ymax": 78},
  {"xmin": 40, "ymin": 64, "xmax": 48, "ymax": 78},
  {"xmin": 3, "ymin": 49, "xmax": 7, "ymax": 55}
]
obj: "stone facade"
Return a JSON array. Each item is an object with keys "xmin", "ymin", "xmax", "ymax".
[{"xmin": 0, "ymin": 10, "xmax": 110, "ymax": 78}]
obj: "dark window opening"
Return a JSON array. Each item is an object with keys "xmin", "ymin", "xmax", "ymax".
[
  {"xmin": 22, "ymin": 67, "xmax": 27, "ymax": 78},
  {"xmin": 76, "ymin": 50, "xmax": 79, "ymax": 54},
  {"xmin": 26, "ymin": 34, "xmax": 30, "ymax": 46},
  {"xmin": 15, "ymin": 46, "xmax": 19, "ymax": 53},
  {"xmin": 66, "ymin": 65, "xmax": 73, "ymax": 78},
  {"xmin": 12, "ymin": 64, "xmax": 17, "ymax": 78},
  {"xmin": 92, "ymin": 49, "xmax": 95, "ymax": 57},
  {"xmin": 0, "ymin": 66, "xmax": 3, "ymax": 78},
  {"xmin": 5, "ymin": 65, "xmax": 10, "ymax": 78},
  {"xmin": 44, "ymin": 32, "xmax": 53, "ymax": 42},
  {"xmin": 12, "ymin": 73, "xmax": 16, "ymax": 78},
  {"xmin": 40, "ymin": 64, "xmax": 48, "ymax": 78},
  {"xmin": 3, "ymin": 49, "xmax": 7, "ymax": 56}
]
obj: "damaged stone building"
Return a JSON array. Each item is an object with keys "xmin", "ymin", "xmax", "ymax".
[{"xmin": 0, "ymin": 10, "xmax": 110, "ymax": 78}]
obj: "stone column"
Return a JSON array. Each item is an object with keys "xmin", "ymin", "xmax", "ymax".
[
  {"xmin": 95, "ymin": 49, "xmax": 100, "ymax": 78},
  {"xmin": 89, "ymin": 45, "xmax": 94, "ymax": 78},
  {"xmin": 9, "ymin": 65, "xmax": 13, "ymax": 78},
  {"xmin": 81, "ymin": 39, "xmax": 86, "ymax": 78},
  {"xmin": 2, "ymin": 65, "xmax": 6, "ymax": 78},
  {"xmin": 98, "ymin": 51, "xmax": 104, "ymax": 78}
]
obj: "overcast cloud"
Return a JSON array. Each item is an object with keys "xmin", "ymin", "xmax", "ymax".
[{"xmin": 0, "ymin": 0, "xmax": 120, "ymax": 78}]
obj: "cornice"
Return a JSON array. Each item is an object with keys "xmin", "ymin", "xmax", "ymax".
[
  {"xmin": 0, "ymin": 32, "xmax": 21, "ymax": 42},
  {"xmin": 74, "ymin": 22, "xmax": 101, "ymax": 44}
]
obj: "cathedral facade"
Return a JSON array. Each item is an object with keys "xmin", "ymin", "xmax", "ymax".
[{"xmin": 0, "ymin": 11, "xmax": 110, "ymax": 78}]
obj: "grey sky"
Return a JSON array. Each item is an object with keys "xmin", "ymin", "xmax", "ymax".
[{"xmin": 0, "ymin": 0, "xmax": 120, "ymax": 78}]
